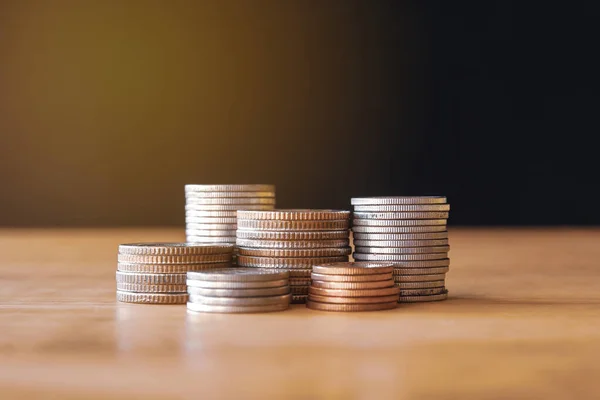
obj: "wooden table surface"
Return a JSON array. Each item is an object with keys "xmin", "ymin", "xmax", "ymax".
[{"xmin": 0, "ymin": 228, "xmax": 599, "ymax": 399}]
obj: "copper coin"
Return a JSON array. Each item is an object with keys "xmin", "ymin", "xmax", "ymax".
[
  {"xmin": 312, "ymin": 262, "xmax": 393, "ymax": 275},
  {"xmin": 306, "ymin": 301, "xmax": 397, "ymax": 312},
  {"xmin": 311, "ymin": 280, "xmax": 394, "ymax": 290}
]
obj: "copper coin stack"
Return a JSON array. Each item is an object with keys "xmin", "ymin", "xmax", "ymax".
[
  {"xmin": 116, "ymin": 243, "xmax": 234, "ymax": 304},
  {"xmin": 185, "ymin": 184, "xmax": 276, "ymax": 263},
  {"xmin": 236, "ymin": 209, "xmax": 352, "ymax": 304},
  {"xmin": 306, "ymin": 262, "xmax": 399, "ymax": 311},
  {"xmin": 350, "ymin": 196, "xmax": 450, "ymax": 303}
]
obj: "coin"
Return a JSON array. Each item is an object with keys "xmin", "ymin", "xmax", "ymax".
[
  {"xmin": 388, "ymin": 259, "xmax": 450, "ymax": 269},
  {"xmin": 186, "ymin": 229, "xmax": 237, "ymax": 237},
  {"xmin": 117, "ymin": 261, "xmax": 232, "ymax": 273},
  {"xmin": 289, "ymin": 278, "xmax": 311, "ymax": 286},
  {"xmin": 116, "ymin": 282, "xmax": 187, "ymax": 293},
  {"xmin": 291, "ymin": 295, "xmax": 308, "ymax": 304},
  {"xmin": 310, "ymin": 280, "xmax": 394, "ymax": 289},
  {"xmin": 394, "ymin": 266, "xmax": 450, "ymax": 275},
  {"xmin": 187, "ymin": 197, "xmax": 276, "ymax": 205},
  {"xmin": 185, "ymin": 191, "xmax": 275, "ymax": 198},
  {"xmin": 351, "ymin": 196, "xmax": 447, "ymax": 205},
  {"xmin": 352, "ymin": 232, "xmax": 448, "ymax": 240},
  {"xmin": 351, "ymin": 218, "xmax": 447, "ymax": 227},
  {"xmin": 354, "ymin": 245, "xmax": 450, "ymax": 254},
  {"xmin": 186, "ymin": 236, "xmax": 237, "ymax": 244},
  {"xmin": 186, "ymin": 302, "xmax": 289, "ymax": 313},
  {"xmin": 116, "ymin": 291, "xmax": 188, "ymax": 304},
  {"xmin": 185, "ymin": 210, "xmax": 239, "ymax": 218},
  {"xmin": 187, "ymin": 267, "xmax": 289, "ymax": 282},
  {"xmin": 288, "ymin": 269, "xmax": 312, "ymax": 278},
  {"xmin": 310, "ymin": 272, "xmax": 393, "ymax": 282},
  {"xmin": 238, "ymin": 247, "xmax": 352, "ymax": 258},
  {"xmin": 351, "ymin": 225, "xmax": 448, "ymax": 233},
  {"xmin": 185, "ymin": 184, "xmax": 275, "ymax": 192},
  {"xmin": 237, "ymin": 255, "xmax": 348, "ymax": 268},
  {"xmin": 353, "ymin": 211, "xmax": 449, "ymax": 220},
  {"xmin": 395, "ymin": 280, "xmax": 445, "ymax": 289},
  {"xmin": 308, "ymin": 286, "xmax": 400, "ymax": 297},
  {"xmin": 353, "ymin": 204, "xmax": 450, "ymax": 212},
  {"xmin": 237, "ymin": 210, "xmax": 351, "ymax": 221},
  {"xmin": 236, "ymin": 230, "xmax": 349, "ymax": 240},
  {"xmin": 186, "ymin": 220, "xmax": 238, "ymax": 227},
  {"xmin": 187, "ymin": 286, "xmax": 291, "ymax": 297},
  {"xmin": 352, "ymin": 253, "xmax": 448, "ymax": 261},
  {"xmin": 308, "ymin": 294, "xmax": 399, "ymax": 304},
  {"xmin": 186, "ymin": 279, "xmax": 289, "ymax": 289},
  {"xmin": 237, "ymin": 219, "xmax": 350, "ymax": 231},
  {"xmin": 118, "ymin": 243, "xmax": 233, "ymax": 256},
  {"xmin": 393, "ymin": 273, "xmax": 446, "ymax": 282},
  {"xmin": 118, "ymin": 253, "xmax": 233, "ymax": 264},
  {"xmin": 398, "ymin": 291, "xmax": 448, "ymax": 302},
  {"xmin": 312, "ymin": 262, "xmax": 393, "ymax": 275},
  {"xmin": 115, "ymin": 271, "xmax": 186, "ymax": 284},
  {"xmin": 290, "ymin": 286, "xmax": 309, "ymax": 295},
  {"xmin": 399, "ymin": 287, "xmax": 446, "ymax": 296},
  {"xmin": 236, "ymin": 238, "xmax": 350, "ymax": 249},
  {"xmin": 353, "ymin": 239, "xmax": 449, "ymax": 247},
  {"xmin": 306, "ymin": 301, "xmax": 397, "ymax": 312},
  {"xmin": 185, "ymin": 204, "xmax": 274, "ymax": 211},
  {"xmin": 188, "ymin": 293, "xmax": 291, "ymax": 306}
]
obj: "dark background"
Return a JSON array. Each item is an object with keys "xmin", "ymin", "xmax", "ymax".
[{"xmin": 0, "ymin": 1, "xmax": 598, "ymax": 226}]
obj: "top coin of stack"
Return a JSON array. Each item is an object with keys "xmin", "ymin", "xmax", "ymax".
[
  {"xmin": 116, "ymin": 243, "xmax": 234, "ymax": 304},
  {"xmin": 350, "ymin": 196, "xmax": 450, "ymax": 303},
  {"xmin": 185, "ymin": 185, "xmax": 276, "ymax": 255},
  {"xmin": 236, "ymin": 209, "xmax": 352, "ymax": 303}
]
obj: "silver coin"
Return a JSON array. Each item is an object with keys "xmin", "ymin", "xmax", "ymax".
[
  {"xmin": 237, "ymin": 219, "xmax": 350, "ymax": 231},
  {"xmin": 186, "ymin": 229, "xmax": 237, "ymax": 237},
  {"xmin": 187, "ymin": 197, "xmax": 276, "ymax": 205},
  {"xmin": 351, "ymin": 218, "xmax": 447, "ymax": 227},
  {"xmin": 237, "ymin": 210, "xmax": 351, "ymax": 221},
  {"xmin": 118, "ymin": 253, "xmax": 233, "ymax": 264},
  {"xmin": 398, "ymin": 291, "xmax": 448, "ymax": 303},
  {"xmin": 353, "ymin": 204, "xmax": 450, "ymax": 212},
  {"xmin": 352, "ymin": 232, "xmax": 448, "ymax": 240},
  {"xmin": 185, "ymin": 184, "xmax": 275, "ymax": 192},
  {"xmin": 353, "ymin": 253, "xmax": 448, "ymax": 261},
  {"xmin": 395, "ymin": 280, "xmax": 445, "ymax": 289},
  {"xmin": 115, "ymin": 271, "xmax": 186, "ymax": 284},
  {"xmin": 353, "ymin": 211, "xmax": 449, "ymax": 220},
  {"xmin": 186, "ymin": 236, "xmax": 237, "ymax": 244},
  {"xmin": 394, "ymin": 266, "xmax": 450, "ymax": 275},
  {"xmin": 118, "ymin": 243, "xmax": 233, "ymax": 256},
  {"xmin": 238, "ymin": 247, "xmax": 352, "ymax": 258},
  {"xmin": 184, "ymin": 204, "xmax": 274, "ymax": 211},
  {"xmin": 186, "ymin": 278, "xmax": 289, "ymax": 289},
  {"xmin": 393, "ymin": 273, "xmax": 446, "ymax": 282},
  {"xmin": 186, "ymin": 210, "xmax": 239, "ymax": 218},
  {"xmin": 353, "ymin": 239, "xmax": 449, "ymax": 248},
  {"xmin": 236, "ymin": 230, "xmax": 349, "ymax": 240},
  {"xmin": 186, "ymin": 220, "xmax": 238, "ymax": 227},
  {"xmin": 351, "ymin": 196, "xmax": 447, "ymax": 205},
  {"xmin": 351, "ymin": 225, "xmax": 448, "ymax": 233},
  {"xmin": 187, "ymin": 286, "xmax": 290, "ymax": 297},
  {"xmin": 399, "ymin": 287, "xmax": 447, "ymax": 296},
  {"xmin": 237, "ymin": 255, "xmax": 348, "ymax": 269},
  {"xmin": 187, "ymin": 267, "xmax": 289, "ymax": 282},
  {"xmin": 185, "ymin": 191, "xmax": 275, "ymax": 198},
  {"xmin": 186, "ymin": 222, "xmax": 238, "ymax": 230},
  {"xmin": 354, "ymin": 245, "xmax": 450, "ymax": 254},
  {"xmin": 236, "ymin": 238, "xmax": 350, "ymax": 249},
  {"xmin": 188, "ymin": 293, "xmax": 291, "ymax": 306},
  {"xmin": 117, "ymin": 261, "xmax": 232, "ymax": 273},
  {"xmin": 116, "ymin": 291, "xmax": 188, "ymax": 304},
  {"xmin": 116, "ymin": 282, "xmax": 187, "ymax": 293},
  {"xmin": 389, "ymin": 259, "xmax": 450, "ymax": 269},
  {"xmin": 186, "ymin": 302, "xmax": 289, "ymax": 313}
]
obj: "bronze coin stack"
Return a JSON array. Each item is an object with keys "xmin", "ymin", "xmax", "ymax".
[{"xmin": 306, "ymin": 262, "xmax": 399, "ymax": 311}]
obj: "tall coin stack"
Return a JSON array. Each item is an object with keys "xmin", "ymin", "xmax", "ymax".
[
  {"xmin": 307, "ymin": 262, "xmax": 399, "ymax": 312},
  {"xmin": 350, "ymin": 197, "xmax": 450, "ymax": 303},
  {"xmin": 185, "ymin": 184, "xmax": 276, "ymax": 262},
  {"xmin": 236, "ymin": 210, "xmax": 352, "ymax": 304},
  {"xmin": 116, "ymin": 243, "xmax": 234, "ymax": 304},
  {"xmin": 186, "ymin": 268, "xmax": 291, "ymax": 313}
]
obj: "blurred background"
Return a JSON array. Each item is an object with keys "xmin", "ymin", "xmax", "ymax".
[{"xmin": 0, "ymin": 1, "xmax": 598, "ymax": 226}]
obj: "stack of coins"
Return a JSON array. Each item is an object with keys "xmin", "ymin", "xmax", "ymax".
[
  {"xmin": 307, "ymin": 262, "xmax": 399, "ymax": 311},
  {"xmin": 185, "ymin": 184, "xmax": 276, "ymax": 262},
  {"xmin": 236, "ymin": 210, "xmax": 352, "ymax": 304},
  {"xmin": 350, "ymin": 196, "xmax": 450, "ymax": 303},
  {"xmin": 116, "ymin": 243, "xmax": 234, "ymax": 304},
  {"xmin": 186, "ymin": 268, "xmax": 291, "ymax": 313}
]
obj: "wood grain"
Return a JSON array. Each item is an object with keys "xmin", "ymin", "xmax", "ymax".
[{"xmin": 0, "ymin": 228, "xmax": 599, "ymax": 399}]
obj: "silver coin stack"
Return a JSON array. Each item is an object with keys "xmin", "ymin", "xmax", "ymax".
[
  {"xmin": 350, "ymin": 197, "xmax": 450, "ymax": 303},
  {"xmin": 186, "ymin": 268, "xmax": 291, "ymax": 313},
  {"xmin": 236, "ymin": 209, "xmax": 352, "ymax": 304},
  {"xmin": 185, "ymin": 184, "xmax": 276, "ymax": 262},
  {"xmin": 116, "ymin": 243, "xmax": 234, "ymax": 304}
]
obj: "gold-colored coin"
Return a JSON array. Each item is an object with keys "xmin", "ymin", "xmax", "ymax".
[
  {"xmin": 353, "ymin": 204, "xmax": 450, "ymax": 212},
  {"xmin": 118, "ymin": 253, "xmax": 232, "ymax": 265},
  {"xmin": 116, "ymin": 282, "xmax": 187, "ymax": 293},
  {"xmin": 185, "ymin": 184, "xmax": 275, "ymax": 192},
  {"xmin": 238, "ymin": 209, "xmax": 350, "ymax": 221},
  {"xmin": 308, "ymin": 286, "xmax": 400, "ymax": 297},
  {"xmin": 116, "ymin": 291, "xmax": 188, "ymax": 304},
  {"xmin": 310, "ymin": 272, "xmax": 392, "ymax": 282},
  {"xmin": 308, "ymin": 294, "xmax": 399, "ymax": 304},
  {"xmin": 312, "ymin": 262, "xmax": 393, "ymax": 275},
  {"xmin": 310, "ymin": 280, "xmax": 394, "ymax": 290},
  {"xmin": 306, "ymin": 301, "xmax": 397, "ymax": 312},
  {"xmin": 117, "ymin": 261, "xmax": 232, "ymax": 273},
  {"xmin": 238, "ymin": 247, "xmax": 352, "ymax": 258},
  {"xmin": 184, "ymin": 191, "xmax": 275, "ymax": 198},
  {"xmin": 289, "ymin": 278, "xmax": 312, "ymax": 286},
  {"xmin": 351, "ymin": 196, "xmax": 447, "ymax": 205}
]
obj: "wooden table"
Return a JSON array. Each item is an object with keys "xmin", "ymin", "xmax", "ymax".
[{"xmin": 0, "ymin": 228, "xmax": 599, "ymax": 399}]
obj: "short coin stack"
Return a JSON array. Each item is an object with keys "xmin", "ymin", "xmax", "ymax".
[
  {"xmin": 116, "ymin": 243, "xmax": 234, "ymax": 304},
  {"xmin": 236, "ymin": 209, "xmax": 352, "ymax": 304},
  {"xmin": 351, "ymin": 196, "xmax": 450, "ymax": 303},
  {"xmin": 185, "ymin": 185, "xmax": 276, "ymax": 262},
  {"xmin": 307, "ymin": 262, "xmax": 399, "ymax": 311},
  {"xmin": 186, "ymin": 268, "xmax": 291, "ymax": 313}
]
